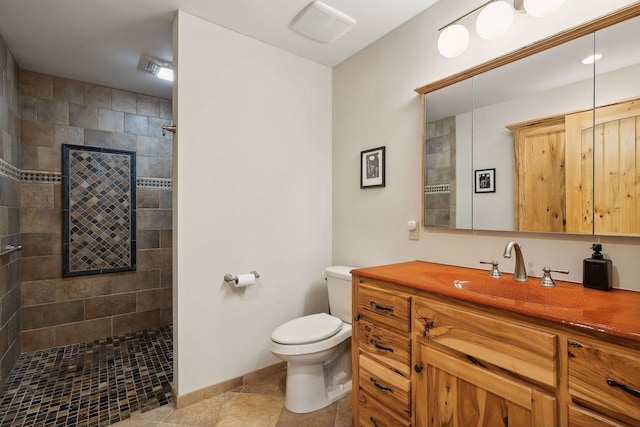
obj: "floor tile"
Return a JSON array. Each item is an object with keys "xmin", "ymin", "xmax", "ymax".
[{"xmin": 216, "ymin": 393, "xmax": 284, "ymax": 427}]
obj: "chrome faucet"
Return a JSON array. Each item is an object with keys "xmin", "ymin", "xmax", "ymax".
[{"xmin": 503, "ymin": 241, "xmax": 527, "ymax": 282}]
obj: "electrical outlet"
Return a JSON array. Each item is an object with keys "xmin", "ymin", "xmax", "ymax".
[{"xmin": 409, "ymin": 221, "xmax": 420, "ymax": 240}]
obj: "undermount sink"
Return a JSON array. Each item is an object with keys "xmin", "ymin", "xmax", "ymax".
[{"xmin": 452, "ymin": 278, "xmax": 589, "ymax": 309}]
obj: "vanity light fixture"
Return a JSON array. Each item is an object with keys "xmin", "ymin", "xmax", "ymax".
[
  {"xmin": 437, "ymin": 0, "xmax": 566, "ymax": 58},
  {"xmin": 581, "ymin": 54, "xmax": 602, "ymax": 65},
  {"xmin": 138, "ymin": 56, "xmax": 174, "ymax": 82}
]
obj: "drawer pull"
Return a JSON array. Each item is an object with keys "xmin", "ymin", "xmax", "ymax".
[
  {"xmin": 370, "ymin": 301, "xmax": 394, "ymax": 312},
  {"xmin": 369, "ymin": 416, "xmax": 380, "ymax": 427},
  {"xmin": 370, "ymin": 377, "xmax": 394, "ymax": 393},
  {"xmin": 370, "ymin": 340, "xmax": 394, "ymax": 353},
  {"xmin": 606, "ymin": 378, "xmax": 640, "ymax": 399}
]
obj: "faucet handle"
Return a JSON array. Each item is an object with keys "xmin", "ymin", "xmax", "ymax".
[
  {"xmin": 539, "ymin": 266, "xmax": 569, "ymax": 287},
  {"xmin": 480, "ymin": 260, "xmax": 502, "ymax": 278}
]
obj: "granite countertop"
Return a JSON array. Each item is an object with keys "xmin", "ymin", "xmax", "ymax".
[{"xmin": 352, "ymin": 260, "xmax": 640, "ymax": 342}]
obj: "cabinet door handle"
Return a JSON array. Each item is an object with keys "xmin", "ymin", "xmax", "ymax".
[
  {"xmin": 369, "ymin": 416, "xmax": 380, "ymax": 427},
  {"xmin": 370, "ymin": 377, "xmax": 394, "ymax": 393},
  {"xmin": 607, "ymin": 378, "xmax": 640, "ymax": 399},
  {"xmin": 370, "ymin": 340, "xmax": 394, "ymax": 353},
  {"xmin": 370, "ymin": 301, "xmax": 394, "ymax": 312}
]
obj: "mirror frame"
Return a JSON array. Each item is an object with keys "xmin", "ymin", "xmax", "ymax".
[{"xmin": 417, "ymin": 2, "xmax": 640, "ymax": 232}]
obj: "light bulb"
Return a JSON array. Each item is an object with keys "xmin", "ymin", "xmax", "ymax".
[
  {"xmin": 476, "ymin": 1, "xmax": 514, "ymax": 40},
  {"xmin": 437, "ymin": 24, "xmax": 470, "ymax": 58},
  {"xmin": 523, "ymin": 0, "xmax": 566, "ymax": 17}
]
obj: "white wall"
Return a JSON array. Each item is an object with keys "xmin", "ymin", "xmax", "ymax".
[
  {"xmin": 173, "ymin": 11, "xmax": 332, "ymax": 395},
  {"xmin": 333, "ymin": 0, "xmax": 640, "ymax": 289}
]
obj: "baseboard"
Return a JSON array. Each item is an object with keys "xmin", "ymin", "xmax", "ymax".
[{"xmin": 171, "ymin": 361, "xmax": 286, "ymax": 409}]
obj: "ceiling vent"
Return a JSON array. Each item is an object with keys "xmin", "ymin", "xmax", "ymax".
[{"xmin": 290, "ymin": 1, "xmax": 356, "ymax": 43}]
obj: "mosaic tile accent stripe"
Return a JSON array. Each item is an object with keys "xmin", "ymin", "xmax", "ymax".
[
  {"xmin": 0, "ymin": 159, "xmax": 20, "ymax": 181},
  {"xmin": 425, "ymin": 184, "xmax": 451, "ymax": 194},
  {"xmin": 136, "ymin": 177, "xmax": 172, "ymax": 188},
  {"xmin": 63, "ymin": 145, "xmax": 136, "ymax": 277},
  {"xmin": 0, "ymin": 325, "xmax": 173, "ymax": 426}
]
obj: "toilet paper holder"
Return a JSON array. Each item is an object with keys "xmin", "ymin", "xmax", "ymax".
[{"xmin": 224, "ymin": 271, "xmax": 260, "ymax": 284}]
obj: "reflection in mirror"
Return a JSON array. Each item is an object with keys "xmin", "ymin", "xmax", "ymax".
[
  {"xmin": 424, "ymin": 79, "xmax": 472, "ymax": 229},
  {"xmin": 422, "ymin": 7, "xmax": 640, "ymax": 235},
  {"xmin": 473, "ymin": 33, "xmax": 594, "ymax": 232}
]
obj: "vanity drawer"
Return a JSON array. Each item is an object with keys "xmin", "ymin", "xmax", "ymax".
[
  {"xmin": 358, "ymin": 391, "xmax": 411, "ymax": 427},
  {"xmin": 358, "ymin": 319, "xmax": 411, "ymax": 376},
  {"xmin": 414, "ymin": 297, "xmax": 557, "ymax": 388},
  {"xmin": 358, "ymin": 282, "xmax": 411, "ymax": 332},
  {"xmin": 359, "ymin": 354, "xmax": 411, "ymax": 419},
  {"xmin": 568, "ymin": 404, "xmax": 631, "ymax": 427},
  {"xmin": 568, "ymin": 338, "xmax": 640, "ymax": 422}
]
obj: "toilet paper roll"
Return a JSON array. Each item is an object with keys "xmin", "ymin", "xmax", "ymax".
[{"xmin": 235, "ymin": 273, "xmax": 256, "ymax": 288}]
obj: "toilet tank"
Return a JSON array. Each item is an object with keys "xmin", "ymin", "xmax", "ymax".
[{"xmin": 324, "ymin": 266, "xmax": 356, "ymax": 324}]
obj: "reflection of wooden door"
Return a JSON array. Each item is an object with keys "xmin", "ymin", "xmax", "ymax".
[
  {"xmin": 566, "ymin": 99, "xmax": 640, "ymax": 234},
  {"xmin": 415, "ymin": 343, "xmax": 557, "ymax": 426},
  {"xmin": 508, "ymin": 117, "xmax": 566, "ymax": 232}
]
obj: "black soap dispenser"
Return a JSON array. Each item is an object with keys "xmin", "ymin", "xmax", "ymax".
[{"xmin": 583, "ymin": 243, "xmax": 612, "ymax": 291}]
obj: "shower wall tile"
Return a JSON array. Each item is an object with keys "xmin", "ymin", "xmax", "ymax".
[
  {"xmin": 85, "ymin": 293, "xmax": 136, "ymax": 319},
  {"xmin": 112, "ymin": 89, "xmax": 137, "ymax": 113},
  {"xmin": 84, "ymin": 83, "xmax": 111, "ymax": 109},
  {"xmin": 17, "ymin": 70, "xmax": 172, "ymax": 352},
  {"xmin": 124, "ymin": 113, "xmax": 149, "ymax": 136},
  {"xmin": 55, "ymin": 318, "xmax": 112, "ymax": 346},
  {"xmin": 0, "ymin": 34, "xmax": 21, "ymax": 384},
  {"xmin": 137, "ymin": 94, "xmax": 160, "ymax": 117},
  {"xmin": 97, "ymin": 109, "xmax": 124, "ymax": 132},
  {"xmin": 138, "ymin": 288, "xmax": 172, "ymax": 312},
  {"xmin": 36, "ymin": 99, "xmax": 68, "ymax": 125},
  {"xmin": 53, "ymin": 77, "xmax": 84, "ymax": 104},
  {"xmin": 20, "ymin": 327, "xmax": 55, "ymax": 352},
  {"xmin": 22, "ymin": 299, "xmax": 84, "ymax": 330},
  {"xmin": 69, "ymin": 103, "xmax": 97, "ymax": 129},
  {"xmin": 113, "ymin": 309, "xmax": 161, "ymax": 336},
  {"xmin": 138, "ymin": 230, "xmax": 160, "ymax": 249}
]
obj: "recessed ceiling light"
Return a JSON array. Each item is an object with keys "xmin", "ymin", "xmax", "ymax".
[
  {"xmin": 138, "ymin": 56, "xmax": 174, "ymax": 81},
  {"xmin": 582, "ymin": 54, "xmax": 602, "ymax": 64}
]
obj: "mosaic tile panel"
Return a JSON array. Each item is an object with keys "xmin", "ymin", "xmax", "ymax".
[
  {"xmin": 0, "ymin": 325, "xmax": 173, "ymax": 426},
  {"xmin": 63, "ymin": 145, "xmax": 137, "ymax": 277}
]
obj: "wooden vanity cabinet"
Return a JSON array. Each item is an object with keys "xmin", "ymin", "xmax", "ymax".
[
  {"xmin": 352, "ymin": 269, "xmax": 640, "ymax": 427},
  {"xmin": 352, "ymin": 278, "xmax": 413, "ymax": 426}
]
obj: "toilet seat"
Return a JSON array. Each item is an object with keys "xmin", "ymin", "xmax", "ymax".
[{"xmin": 272, "ymin": 313, "xmax": 342, "ymax": 345}]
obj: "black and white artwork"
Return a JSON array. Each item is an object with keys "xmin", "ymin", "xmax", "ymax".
[
  {"xmin": 475, "ymin": 168, "xmax": 496, "ymax": 193},
  {"xmin": 360, "ymin": 146, "xmax": 386, "ymax": 188}
]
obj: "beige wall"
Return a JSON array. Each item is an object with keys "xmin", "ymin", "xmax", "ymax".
[
  {"xmin": 333, "ymin": 0, "xmax": 640, "ymax": 290},
  {"xmin": 173, "ymin": 11, "xmax": 332, "ymax": 396},
  {"xmin": 19, "ymin": 71, "xmax": 173, "ymax": 351}
]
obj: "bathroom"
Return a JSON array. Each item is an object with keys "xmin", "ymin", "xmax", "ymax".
[{"xmin": 2, "ymin": 0, "xmax": 640, "ymax": 425}]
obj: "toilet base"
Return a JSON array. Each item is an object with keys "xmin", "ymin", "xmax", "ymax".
[{"xmin": 284, "ymin": 361, "xmax": 352, "ymax": 413}]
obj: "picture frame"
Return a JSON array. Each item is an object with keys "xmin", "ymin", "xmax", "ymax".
[
  {"xmin": 474, "ymin": 168, "xmax": 496, "ymax": 193},
  {"xmin": 360, "ymin": 146, "xmax": 386, "ymax": 188}
]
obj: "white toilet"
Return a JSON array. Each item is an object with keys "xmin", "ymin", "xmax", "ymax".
[{"xmin": 269, "ymin": 266, "xmax": 355, "ymax": 413}]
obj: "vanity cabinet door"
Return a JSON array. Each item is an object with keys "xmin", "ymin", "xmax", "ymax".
[
  {"xmin": 415, "ymin": 343, "xmax": 557, "ymax": 426},
  {"xmin": 568, "ymin": 338, "xmax": 640, "ymax": 425}
]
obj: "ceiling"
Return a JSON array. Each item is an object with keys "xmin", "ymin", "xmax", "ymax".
[{"xmin": 0, "ymin": 0, "xmax": 440, "ymax": 100}]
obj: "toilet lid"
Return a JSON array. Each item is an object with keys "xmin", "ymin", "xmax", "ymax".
[{"xmin": 272, "ymin": 313, "xmax": 343, "ymax": 345}]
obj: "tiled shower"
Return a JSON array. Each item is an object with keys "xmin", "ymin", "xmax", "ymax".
[{"xmin": 0, "ymin": 28, "xmax": 174, "ymax": 416}]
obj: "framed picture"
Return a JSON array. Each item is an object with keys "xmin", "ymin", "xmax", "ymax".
[
  {"xmin": 361, "ymin": 146, "xmax": 386, "ymax": 188},
  {"xmin": 474, "ymin": 168, "xmax": 496, "ymax": 193}
]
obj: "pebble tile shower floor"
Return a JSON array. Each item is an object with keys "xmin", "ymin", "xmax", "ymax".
[{"xmin": 0, "ymin": 325, "xmax": 173, "ymax": 426}]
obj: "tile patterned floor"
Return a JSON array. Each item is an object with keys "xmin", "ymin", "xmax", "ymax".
[
  {"xmin": 111, "ymin": 370, "xmax": 352, "ymax": 427},
  {"xmin": 0, "ymin": 325, "xmax": 173, "ymax": 426}
]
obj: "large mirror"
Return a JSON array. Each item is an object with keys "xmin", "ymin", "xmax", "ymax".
[{"xmin": 420, "ymin": 5, "xmax": 640, "ymax": 235}]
